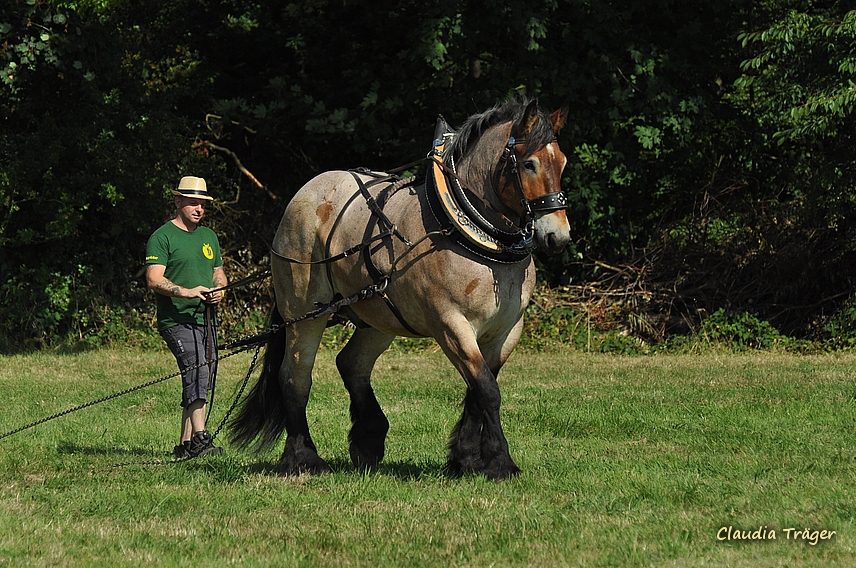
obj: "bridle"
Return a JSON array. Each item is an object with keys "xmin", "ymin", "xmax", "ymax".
[
  {"xmin": 497, "ymin": 133, "xmax": 568, "ymax": 232},
  {"xmin": 427, "ymin": 115, "xmax": 568, "ymax": 264}
]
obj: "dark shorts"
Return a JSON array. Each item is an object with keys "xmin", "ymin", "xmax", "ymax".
[{"xmin": 160, "ymin": 323, "xmax": 218, "ymax": 408}]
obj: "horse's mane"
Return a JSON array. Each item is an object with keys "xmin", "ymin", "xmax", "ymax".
[{"xmin": 443, "ymin": 98, "xmax": 555, "ymax": 166}]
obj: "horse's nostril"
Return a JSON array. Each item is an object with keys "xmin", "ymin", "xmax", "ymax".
[{"xmin": 540, "ymin": 230, "xmax": 570, "ymax": 255}]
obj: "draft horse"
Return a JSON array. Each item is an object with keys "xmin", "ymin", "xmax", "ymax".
[{"xmin": 230, "ymin": 98, "xmax": 570, "ymax": 479}]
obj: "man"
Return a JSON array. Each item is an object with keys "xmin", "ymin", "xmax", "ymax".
[{"xmin": 145, "ymin": 175, "xmax": 228, "ymax": 458}]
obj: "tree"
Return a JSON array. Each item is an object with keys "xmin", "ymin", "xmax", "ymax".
[
  {"xmin": 3, "ymin": 0, "xmax": 855, "ymax": 348},
  {"xmin": 0, "ymin": 0, "xmax": 216, "ymax": 348}
]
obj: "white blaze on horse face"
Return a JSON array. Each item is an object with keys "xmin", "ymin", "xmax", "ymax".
[
  {"xmin": 548, "ymin": 144, "xmax": 568, "ymax": 172},
  {"xmin": 544, "ymin": 143, "xmax": 567, "ymax": 187},
  {"xmin": 528, "ymin": 142, "xmax": 570, "ymax": 255}
]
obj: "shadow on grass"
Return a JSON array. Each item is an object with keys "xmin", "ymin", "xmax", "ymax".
[
  {"xmin": 57, "ymin": 442, "xmax": 157, "ymax": 457},
  {"xmin": 237, "ymin": 456, "xmax": 447, "ymax": 480},
  {"xmin": 56, "ymin": 442, "xmax": 449, "ymax": 480},
  {"xmin": 334, "ymin": 457, "xmax": 448, "ymax": 479}
]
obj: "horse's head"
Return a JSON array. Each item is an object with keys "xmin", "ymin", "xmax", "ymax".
[
  {"xmin": 494, "ymin": 100, "xmax": 571, "ymax": 256},
  {"xmin": 444, "ymin": 99, "xmax": 571, "ymax": 257}
]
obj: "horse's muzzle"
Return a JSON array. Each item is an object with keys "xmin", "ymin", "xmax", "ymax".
[{"xmin": 534, "ymin": 213, "xmax": 571, "ymax": 256}]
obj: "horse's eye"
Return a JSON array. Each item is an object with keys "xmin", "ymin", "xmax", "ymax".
[{"xmin": 523, "ymin": 160, "xmax": 538, "ymax": 173}]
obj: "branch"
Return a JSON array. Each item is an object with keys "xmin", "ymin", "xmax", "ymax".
[{"xmin": 194, "ymin": 140, "xmax": 277, "ymax": 200}]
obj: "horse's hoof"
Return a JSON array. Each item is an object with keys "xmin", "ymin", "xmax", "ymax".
[
  {"xmin": 276, "ymin": 457, "xmax": 332, "ymax": 476},
  {"xmin": 445, "ymin": 449, "xmax": 483, "ymax": 477},
  {"xmin": 349, "ymin": 445, "xmax": 382, "ymax": 472},
  {"xmin": 481, "ymin": 458, "xmax": 520, "ymax": 479},
  {"xmin": 279, "ymin": 434, "xmax": 332, "ymax": 475},
  {"xmin": 444, "ymin": 456, "xmax": 483, "ymax": 478},
  {"xmin": 444, "ymin": 460, "xmax": 465, "ymax": 478}
]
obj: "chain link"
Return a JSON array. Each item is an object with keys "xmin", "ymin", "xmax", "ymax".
[
  {"xmin": 109, "ymin": 343, "xmax": 264, "ymax": 468},
  {"xmin": 0, "ymin": 343, "xmax": 258, "ymax": 442}
]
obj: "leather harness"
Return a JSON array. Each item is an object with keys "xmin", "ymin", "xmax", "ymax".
[{"xmin": 268, "ymin": 115, "xmax": 568, "ymax": 336}]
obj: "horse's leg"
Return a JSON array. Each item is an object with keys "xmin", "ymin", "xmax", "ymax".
[
  {"xmin": 438, "ymin": 317, "xmax": 522, "ymax": 480},
  {"xmin": 336, "ymin": 327, "xmax": 395, "ymax": 470},
  {"xmin": 277, "ymin": 317, "xmax": 332, "ymax": 475}
]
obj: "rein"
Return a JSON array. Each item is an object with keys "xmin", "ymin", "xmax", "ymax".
[
  {"xmin": 0, "ymin": 342, "xmax": 261, "ymax": 445},
  {"xmin": 1, "ymin": 113, "xmax": 569, "ymax": 453}
]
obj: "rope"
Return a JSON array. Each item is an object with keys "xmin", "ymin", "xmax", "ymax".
[
  {"xmin": 208, "ymin": 269, "xmax": 271, "ymax": 294},
  {"xmin": 0, "ymin": 267, "xmax": 275, "ymax": 461},
  {"xmin": 0, "ymin": 282, "xmax": 338, "ymax": 447}
]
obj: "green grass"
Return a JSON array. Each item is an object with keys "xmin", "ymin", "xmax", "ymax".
[{"xmin": 1, "ymin": 347, "xmax": 855, "ymax": 566}]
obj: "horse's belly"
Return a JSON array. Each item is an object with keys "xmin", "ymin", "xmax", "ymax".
[{"xmin": 357, "ymin": 250, "xmax": 535, "ymax": 341}]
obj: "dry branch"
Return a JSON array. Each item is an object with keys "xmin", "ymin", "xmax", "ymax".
[{"xmin": 194, "ymin": 140, "xmax": 277, "ymax": 201}]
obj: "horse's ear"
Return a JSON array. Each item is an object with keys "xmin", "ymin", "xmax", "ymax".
[
  {"xmin": 551, "ymin": 104, "xmax": 569, "ymax": 134},
  {"xmin": 517, "ymin": 100, "xmax": 540, "ymax": 138}
]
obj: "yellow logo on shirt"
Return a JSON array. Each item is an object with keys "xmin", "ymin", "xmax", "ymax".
[{"xmin": 202, "ymin": 244, "xmax": 214, "ymax": 260}]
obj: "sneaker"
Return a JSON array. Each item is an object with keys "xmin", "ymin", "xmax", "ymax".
[
  {"xmin": 188, "ymin": 430, "xmax": 224, "ymax": 457},
  {"xmin": 173, "ymin": 441, "xmax": 191, "ymax": 458}
]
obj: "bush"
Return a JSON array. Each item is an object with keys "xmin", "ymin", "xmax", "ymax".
[
  {"xmin": 700, "ymin": 308, "xmax": 786, "ymax": 351},
  {"xmin": 822, "ymin": 296, "xmax": 856, "ymax": 350}
]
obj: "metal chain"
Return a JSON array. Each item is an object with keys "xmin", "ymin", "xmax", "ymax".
[
  {"xmin": 110, "ymin": 343, "xmax": 264, "ymax": 468},
  {"xmin": 0, "ymin": 344, "xmax": 257, "ymax": 442},
  {"xmin": 208, "ymin": 343, "xmax": 262, "ymax": 442}
]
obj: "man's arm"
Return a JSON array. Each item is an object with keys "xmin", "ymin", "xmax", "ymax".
[
  {"xmin": 206, "ymin": 266, "xmax": 228, "ymax": 305},
  {"xmin": 146, "ymin": 264, "xmax": 211, "ymax": 300},
  {"xmin": 212, "ymin": 266, "xmax": 227, "ymax": 289}
]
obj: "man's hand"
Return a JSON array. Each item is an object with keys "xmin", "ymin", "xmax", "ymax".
[
  {"xmin": 146, "ymin": 264, "xmax": 227, "ymax": 304},
  {"xmin": 202, "ymin": 288, "xmax": 223, "ymax": 304},
  {"xmin": 206, "ymin": 266, "xmax": 228, "ymax": 305},
  {"xmin": 147, "ymin": 265, "xmax": 206, "ymax": 300}
]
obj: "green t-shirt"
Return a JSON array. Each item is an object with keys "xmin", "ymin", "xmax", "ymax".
[{"xmin": 145, "ymin": 221, "xmax": 223, "ymax": 332}]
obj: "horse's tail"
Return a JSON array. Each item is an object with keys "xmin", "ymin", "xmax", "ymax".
[{"xmin": 229, "ymin": 303, "xmax": 289, "ymax": 452}]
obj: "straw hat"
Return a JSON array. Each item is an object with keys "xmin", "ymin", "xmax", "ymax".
[{"xmin": 172, "ymin": 176, "xmax": 213, "ymax": 200}]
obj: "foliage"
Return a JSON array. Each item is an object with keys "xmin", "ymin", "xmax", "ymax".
[
  {"xmin": 737, "ymin": 8, "xmax": 856, "ymax": 144},
  {"xmin": 522, "ymin": 289, "xmax": 651, "ymax": 354},
  {"xmin": 0, "ymin": 0, "xmax": 217, "ymax": 349},
  {"xmin": 822, "ymin": 295, "xmax": 856, "ymax": 349},
  {"xmin": 699, "ymin": 308, "xmax": 787, "ymax": 351},
  {"xmin": 3, "ymin": 0, "xmax": 856, "ymax": 349}
]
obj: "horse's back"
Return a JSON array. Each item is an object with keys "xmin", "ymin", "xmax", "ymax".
[
  {"xmin": 274, "ymin": 170, "xmax": 356, "ymax": 249},
  {"xmin": 271, "ymin": 167, "xmax": 535, "ymax": 348}
]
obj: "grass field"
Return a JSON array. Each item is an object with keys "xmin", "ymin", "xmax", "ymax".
[{"xmin": 1, "ymin": 345, "xmax": 855, "ymax": 566}]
